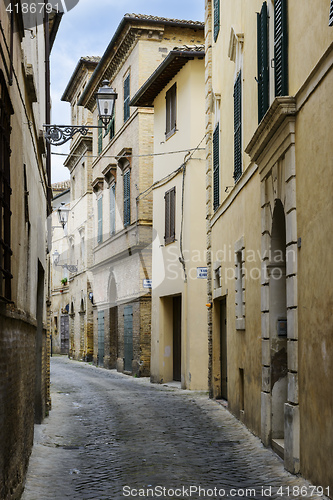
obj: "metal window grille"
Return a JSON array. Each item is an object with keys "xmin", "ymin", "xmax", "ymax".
[
  {"xmin": 0, "ymin": 71, "xmax": 13, "ymax": 300},
  {"xmin": 124, "ymin": 74, "xmax": 130, "ymax": 123},
  {"xmin": 123, "ymin": 170, "xmax": 131, "ymax": 227},
  {"xmin": 213, "ymin": 124, "xmax": 220, "ymax": 211},
  {"xmin": 165, "ymin": 187, "xmax": 176, "ymax": 244},
  {"xmin": 274, "ymin": 0, "xmax": 288, "ymax": 96},
  {"xmin": 257, "ymin": 2, "xmax": 269, "ymax": 122},
  {"xmin": 233, "ymin": 72, "xmax": 242, "ymax": 182}
]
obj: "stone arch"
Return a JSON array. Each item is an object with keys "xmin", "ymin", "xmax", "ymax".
[{"xmin": 261, "ymin": 150, "xmax": 299, "ymax": 473}]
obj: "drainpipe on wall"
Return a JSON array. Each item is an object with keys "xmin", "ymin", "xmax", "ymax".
[{"xmin": 205, "ymin": 0, "xmax": 214, "ymax": 398}]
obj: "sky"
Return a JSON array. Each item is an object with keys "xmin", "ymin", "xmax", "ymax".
[{"xmin": 50, "ymin": 0, "xmax": 204, "ymax": 184}]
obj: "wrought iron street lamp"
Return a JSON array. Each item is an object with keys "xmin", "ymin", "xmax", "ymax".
[
  {"xmin": 44, "ymin": 80, "xmax": 117, "ymax": 146},
  {"xmin": 57, "ymin": 202, "xmax": 70, "ymax": 228},
  {"xmin": 52, "ymin": 249, "xmax": 78, "ymax": 274}
]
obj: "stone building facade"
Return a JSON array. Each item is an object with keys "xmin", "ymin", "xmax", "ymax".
[
  {"xmin": 61, "ymin": 57, "xmax": 99, "ymax": 361},
  {"xmin": 50, "ymin": 183, "xmax": 70, "ymax": 355},
  {"xmin": 78, "ymin": 14, "xmax": 204, "ymax": 376},
  {"xmin": 206, "ymin": 0, "xmax": 333, "ymax": 492},
  {"xmin": 0, "ymin": 2, "xmax": 61, "ymax": 498},
  {"xmin": 131, "ymin": 45, "xmax": 207, "ymax": 389}
]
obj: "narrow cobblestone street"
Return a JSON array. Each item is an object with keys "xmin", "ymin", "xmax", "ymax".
[{"xmin": 21, "ymin": 357, "xmax": 328, "ymax": 500}]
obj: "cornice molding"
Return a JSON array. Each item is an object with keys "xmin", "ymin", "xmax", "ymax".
[{"xmin": 245, "ymin": 97, "xmax": 296, "ymax": 164}]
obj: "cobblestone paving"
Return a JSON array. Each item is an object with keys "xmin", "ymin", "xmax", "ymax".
[{"xmin": 21, "ymin": 357, "xmax": 329, "ymax": 500}]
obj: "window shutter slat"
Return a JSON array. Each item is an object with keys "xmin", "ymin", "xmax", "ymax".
[
  {"xmin": 98, "ymin": 119, "xmax": 103, "ymax": 154},
  {"xmin": 165, "ymin": 190, "xmax": 170, "ymax": 242},
  {"xmin": 97, "ymin": 196, "xmax": 103, "ymax": 243},
  {"xmin": 257, "ymin": 2, "xmax": 269, "ymax": 122},
  {"xmin": 123, "ymin": 170, "xmax": 130, "ymax": 227},
  {"xmin": 274, "ymin": 0, "xmax": 288, "ymax": 96},
  {"xmin": 164, "ymin": 187, "xmax": 175, "ymax": 244},
  {"xmin": 124, "ymin": 75, "xmax": 130, "ymax": 122},
  {"xmin": 213, "ymin": 124, "xmax": 220, "ymax": 211},
  {"xmin": 170, "ymin": 188, "xmax": 175, "ymax": 239},
  {"xmin": 110, "ymin": 183, "xmax": 115, "ymax": 235},
  {"xmin": 214, "ymin": 0, "xmax": 220, "ymax": 42},
  {"xmin": 234, "ymin": 72, "xmax": 242, "ymax": 182}
]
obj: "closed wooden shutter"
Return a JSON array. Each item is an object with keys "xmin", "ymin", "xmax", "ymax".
[
  {"xmin": 233, "ymin": 72, "xmax": 242, "ymax": 182},
  {"xmin": 165, "ymin": 187, "xmax": 176, "ymax": 244},
  {"xmin": 97, "ymin": 196, "xmax": 103, "ymax": 243},
  {"xmin": 123, "ymin": 169, "xmax": 130, "ymax": 227},
  {"xmin": 213, "ymin": 124, "xmax": 220, "ymax": 211},
  {"xmin": 214, "ymin": 0, "xmax": 220, "ymax": 42},
  {"xmin": 98, "ymin": 118, "xmax": 103, "ymax": 154},
  {"xmin": 110, "ymin": 183, "xmax": 116, "ymax": 235},
  {"xmin": 330, "ymin": 0, "xmax": 333, "ymax": 26},
  {"xmin": 166, "ymin": 84, "xmax": 177, "ymax": 138},
  {"xmin": 257, "ymin": 2, "xmax": 269, "ymax": 122},
  {"xmin": 124, "ymin": 74, "xmax": 130, "ymax": 122},
  {"xmin": 106, "ymin": 114, "xmax": 115, "ymax": 140},
  {"xmin": 274, "ymin": 0, "xmax": 288, "ymax": 96}
]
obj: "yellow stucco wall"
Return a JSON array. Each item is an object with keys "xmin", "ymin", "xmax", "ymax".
[
  {"xmin": 296, "ymin": 67, "xmax": 333, "ymax": 492},
  {"xmin": 151, "ymin": 58, "xmax": 208, "ymax": 390}
]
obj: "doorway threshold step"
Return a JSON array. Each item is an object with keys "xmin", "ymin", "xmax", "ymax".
[{"xmin": 272, "ymin": 438, "xmax": 284, "ymax": 459}]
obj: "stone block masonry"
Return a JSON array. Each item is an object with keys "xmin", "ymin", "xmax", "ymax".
[{"xmin": 0, "ymin": 309, "xmax": 49, "ymax": 500}]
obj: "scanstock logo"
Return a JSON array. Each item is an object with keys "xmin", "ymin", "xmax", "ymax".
[{"xmin": 5, "ymin": 0, "xmax": 81, "ymax": 30}]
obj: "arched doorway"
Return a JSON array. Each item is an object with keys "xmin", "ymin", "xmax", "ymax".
[{"xmin": 269, "ymin": 200, "xmax": 288, "ymax": 451}]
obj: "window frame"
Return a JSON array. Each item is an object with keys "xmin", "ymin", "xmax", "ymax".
[{"xmin": 165, "ymin": 84, "xmax": 177, "ymax": 140}]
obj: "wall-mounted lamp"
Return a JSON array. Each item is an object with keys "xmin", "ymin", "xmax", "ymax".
[
  {"xmin": 52, "ymin": 249, "xmax": 78, "ymax": 273},
  {"xmin": 44, "ymin": 80, "xmax": 118, "ymax": 146}
]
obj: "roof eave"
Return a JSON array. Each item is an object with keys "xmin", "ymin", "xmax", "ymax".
[
  {"xmin": 78, "ymin": 16, "xmax": 204, "ymax": 109},
  {"xmin": 130, "ymin": 50, "xmax": 205, "ymax": 107}
]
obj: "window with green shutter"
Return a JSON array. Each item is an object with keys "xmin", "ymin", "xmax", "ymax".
[
  {"xmin": 330, "ymin": 0, "xmax": 333, "ymax": 26},
  {"xmin": 213, "ymin": 124, "xmax": 220, "ymax": 211},
  {"xmin": 124, "ymin": 74, "xmax": 130, "ymax": 123},
  {"xmin": 98, "ymin": 118, "xmax": 103, "ymax": 154},
  {"xmin": 274, "ymin": 0, "xmax": 288, "ymax": 96},
  {"xmin": 105, "ymin": 113, "xmax": 115, "ymax": 141},
  {"xmin": 97, "ymin": 195, "xmax": 103, "ymax": 243},
  {"xmin": 123, "ymin": 169, "xmax": 130, "ymax": 227},
  {"xmin": 214, "ymin": 0, "xmax": 220, "ymax": 42},
  {"xmin": 165, "ymin": 187, "xmax": 176, "ymax": 244},
  {"xmin": 257, "ymin": 2, "xmax": 269, "ymax": 123},
  {"xmin": 233, "ymin": 71, "xmax": 242, "ymax": 182},
  {"xmin": 110, "ymin": 183, "xmax": 116, "ymax": 235}
]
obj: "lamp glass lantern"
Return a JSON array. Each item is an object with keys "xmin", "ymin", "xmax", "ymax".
[
  {"xmin": 96, "ymin": 80, "xmax": 118, "ymax": 130},
  {"xmin": 57, "ymin": 203, "xmax": 70, "ymax": 228}
]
